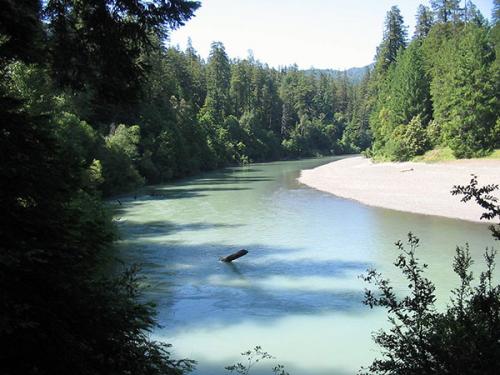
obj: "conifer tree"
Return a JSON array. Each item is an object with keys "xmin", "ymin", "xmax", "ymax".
[
  {"xmin": 432, "ymin": 25, "xmax": 497, "ymax": 157},
  {"xmin": 431, "ymin": 0, "xmax": 461, "ymax": 23},
  {"xmin": 414, "ymin": 4, "xmax": 434, "ymax": 39},
  {"xmin": 203, "ymin": 41, "xmax": 232, "ymax": 123},
  {"xmin": 387, "ymin": 41, "xmax": 432, "ymax": 128},
  {"xmin": 375, "ymin": 6, "xmax": 408, "ymax": 73},
  {"xmin": 44, "ymin": 0, "xmax": 200, "ymax": 122},
  {"xmin": 463, "ymin": 1, "xmax": 486, "ymax": 26},
  {"xmin": 370, "ymin": 39, "xmax": 432, "ymax": 160},
  {"xmin": 230, "ymin": 60, "xmax": 252, "ymax": 117},
  {"xmin": 0, "ymin": 0, "xmax": 44, "ymax": 63}
]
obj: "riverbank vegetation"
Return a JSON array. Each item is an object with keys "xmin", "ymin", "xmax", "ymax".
[
  {"xmin": 362, "ymin": 176, "xmax": 500, "ymax": 375},
  {"xmin": 1, "ymin": 0, "xmax": 375, "ymax": 200},
  {"xmin": 1, "ymin": 1, "xmax": 200, "ymax": 374},
  {"xmin": 367, "ymin": 0, "xmax": 499, "ymax": 161},
  {"xmin": 1, "ymin": 0, "xmax": 499, "ymax": 374}
]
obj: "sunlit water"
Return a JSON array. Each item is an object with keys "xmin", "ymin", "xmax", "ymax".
[{"xmin": 114, "ymin": 157, "xmax": 497, "ymax": 375}]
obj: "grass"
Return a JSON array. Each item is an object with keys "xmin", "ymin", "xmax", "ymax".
[
  {"xmin": 412, "ymin": 147, "xmax": 500, "ymax": 163},
  {"xmin": 484, "ymin": 149, "xmax": 500, "ymax": 159},
  {"xmin": 412, "ymin": 147, "xmax": 456, "ymax": 163}
]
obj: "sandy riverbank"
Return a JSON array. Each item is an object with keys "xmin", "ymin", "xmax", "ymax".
[{"xmin": 298, "ymin": 156, "xmax": 500, "ymax": 223}]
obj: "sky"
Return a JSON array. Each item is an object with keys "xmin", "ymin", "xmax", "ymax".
[{"xmin": 168, "ymin": 0, "xmax": 494, "ymax": 70}]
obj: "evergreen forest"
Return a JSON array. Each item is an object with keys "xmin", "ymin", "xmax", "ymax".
[{"xmin": 0, "ymin": 0, "xmax": 499, "ymax": 374}]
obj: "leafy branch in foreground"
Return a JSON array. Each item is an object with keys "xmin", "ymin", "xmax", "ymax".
[
  {"xmin": 225, "ymin": 346, "xmax": 289, "ymax": 375},
  {"xmin": 360, "ymin": 176, "xmax": 500, "ymax": 375},
  {"xmin": 451, "ymin": 174, "xmax": 500, "ymax": 240},
  {"xmin": 361, "ymin": 235, "xmax": 500, "ymax": 375}
]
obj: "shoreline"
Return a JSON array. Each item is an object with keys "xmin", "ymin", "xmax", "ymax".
[{"xmin": 298, "ymin": 156, "xmax": 500, "ymax": 223}]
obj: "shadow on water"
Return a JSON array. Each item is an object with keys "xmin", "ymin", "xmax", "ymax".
[
  {"xmin": 186, "ymin": 176, "xmax": 275, "ymax": 185},
  {"xmin": 111, "ymin": 156, "xmax": 498, "ymax": 375},
  {"xmin": 116, "ymin": 226, "xmax": 372, "ymax": 331},
  {"xmin": 144, "ymin": 186, "xmax": 251, "ymax": 199},
  {"xmin": 116, "ymin": 220, "xmax": 243, "ymax": 240}
]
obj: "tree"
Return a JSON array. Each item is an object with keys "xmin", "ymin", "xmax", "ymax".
[
  {"xmin": 230, "ymin": 59, "xmax": 252, "ymax": 117},
  {"xmin": 203, "ymin": 41, "xmax": 232, "ymax": 123},
  {"xmin": 225, "ymin": 346, "xmax": 289, "ymax": 375},
  {"xmin": 375, "ymin": 6, "xmax": 408, "ymax": 74},
  {"xmin": 342, "ymin": 68, "xmax": 372, "ymax": 152},
  {"xmin": 414, "ymin": 4, "xmax": 434, "ymax": 39},
  {"xmin": 44, "ymin": 0, "xmax": 200, "ymax": 122},
  {"xmin": 370, "ymin": 40, "xmax": 431, "ymax": 159},
  {"xmin": 385, "ymin": 115, "xmax": 431, "ymax": 161},
  {"xmin": 0, "ymin": 70, "xmax": 193, "ymax": 375},
  {"xmin": 387, "ymin": 41, "xmax": 432, "ymax": 128},
  {"xmin": 464, "ymin": 1, "xmax": 486, "ymax": 25},
  {"xmin": 0, "ymin": 0, "xmax": 44, "ymax": 64},
  {"xmin": 335, "ymin": 71, "xmax": 351, "ymax": 114},
  {"xmin": 431, "ymin": 25, "xmax": 497, "ymax": 158},
  {"xmin": 431, "ymin": 0, "xmax": 461, "ymax": 23}
]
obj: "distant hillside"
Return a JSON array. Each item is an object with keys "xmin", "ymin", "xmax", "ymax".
[{"xmin": 304, "ymin": 64, "xmax": 373, "ymax": 83}]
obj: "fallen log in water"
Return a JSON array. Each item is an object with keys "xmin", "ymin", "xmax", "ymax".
[{"xmin": 220, "ymin": 249, "xmax": 248, "ymax": 262}]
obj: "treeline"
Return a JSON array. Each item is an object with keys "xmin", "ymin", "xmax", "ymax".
[
  {"xmin": 0, "ymin": 1, "xmax": 369, "ymax": 373},
  {"xmin": 2, "ymin": 3, "xmax": 374, "ymax": 198},
  {"xmin": 48, "ymin": 41, "xmax": 372, "ymax": 195},
  {"xmin": 0, "ymin": 1, "xmax": 200, "ymax": 374},
  {"xmin": 366, "ymin": 0, "xmax": 500, "ymax": 160},
  {"xmin": 137, "ymin": 42, "xmax": 372, "ymax": 178},
  {"xmin": 2, "ymin": 0, "xmax": 498, "ymax": 374}
]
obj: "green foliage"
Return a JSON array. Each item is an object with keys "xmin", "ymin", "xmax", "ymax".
[
  {"xmin": 203, "ymin": 41, "xmax": 232, "ymax": 122},
  {"xmin": 389, "ymin": 42, "xmax": 432, "ymax": 126},
  {"xmin": 3, "ymin": 1, "xmax": 500, "ymax": 374},
  {"xmin": 1, "ymin": 3, "xmax": 200, "ymax": 370},
  {"xmin": 0, "ymin": 0, "xmax": 44, "ymax": 64},
  {"xmin": 431, "ymin": 0, "xmax": 461, "ymax": 23},
  {"xmin": 5, "ymin": 62, "xmax": 54, "ymax": 116},
  {"xmin": 371, "ymin": 40, "xmax": 432, "ymax": 160},
  {"xmin": 362, "ymin": 234, "xmax": 500, "ymax": 375},
  {"xmin": 0, "ymin": 85, "xmax": 190, "ymax": 374},
  {"xmin": 385, "ymin": 115, "xmax": 430, "ymax": 161},
  {"xmin": 225, "ymin": 346, "xmax": 289, "ymax": 375},
  {"xmin": 370, "ymin": 4, "xmax": 498, "ymax": 162},
  {"xmin": 101, "ymin": 124, "xmax": 144, "ymax": 195},
  {"xmin": 282, "ymin": 116, "xmax": 340, "ymax": 157},
  {"xmin": 375, "ymin": 6, "xmax": 408, "ymax": 74},
  {"xmin": 55, "ymin": 112, "xmax": 99, "ymax": 165},
  {"xmin": 341, "ymin": 69, "xmax": 372, "ymax": 152},
  {"xmin": 44, "ymin": 0, "xmax": 200, "ymax": 121},
  {"xmin": 432, "ymin": 25, "xmax": 497, "ymax": 158},
  {"xmin": 362, "ymin": 178, "xmax": 500, "ymax": 374},
  {"xmin": 414, "ymin": 5, "xmax": 434, "ymax": 39},
  {"xmin": 452, "ymin": 175, "xmax": 500, "ymax": 241}
]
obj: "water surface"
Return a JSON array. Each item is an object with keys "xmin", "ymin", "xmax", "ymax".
[{"xmin": 115, "ymin": 157, "xmax": 496, "ymax": 375}]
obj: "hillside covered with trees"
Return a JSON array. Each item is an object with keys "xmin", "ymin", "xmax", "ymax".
[
  {"xmin": 1, "ymin": 0, "xmax": 499, "ymax": 375},
  {"xmin": 1, "ymin": 1, "xmax": 376, "ymax": 197},
  {"xmin": 368, "ymin": 0, "xmax": 499, "ymax": 160}
]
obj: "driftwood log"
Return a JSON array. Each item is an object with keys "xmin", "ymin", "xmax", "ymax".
[
  {"xmin": 400, "ymin": 168, "xmax": 414, "ymax": 173},
  {"xmin": 220, "ymin": 249, "xmax": 248, "ymax": 262}
]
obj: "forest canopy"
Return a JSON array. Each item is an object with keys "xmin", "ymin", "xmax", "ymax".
[{"xmin": 0, "ymin": 1, "xmax": 499, "ymax": 374}]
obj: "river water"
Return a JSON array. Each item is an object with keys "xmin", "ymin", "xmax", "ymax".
[{"xmin": 114, "ymin": 157, "xmax": 496, "ymax": 375}]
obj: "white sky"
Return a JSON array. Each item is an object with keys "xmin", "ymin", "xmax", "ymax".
[{"xmin": 168, "ymin": 0, "xmax": 494, "ymax": 70}]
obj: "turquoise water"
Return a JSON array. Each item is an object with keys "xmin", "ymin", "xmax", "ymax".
[{"xmin": 114, "ymin": 157, "xmax": 496, "ymax": 375}]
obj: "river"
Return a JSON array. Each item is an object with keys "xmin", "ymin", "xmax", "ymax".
[{"xmin": 114, "ymin": 156, "xmax": 495, "ymax": 375}]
